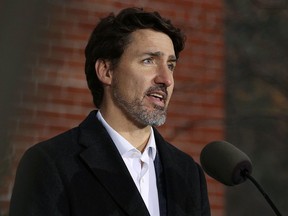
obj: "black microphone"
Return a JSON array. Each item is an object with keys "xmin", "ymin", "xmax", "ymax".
[
  {"xmin": 200, "ymin": 141, "xmax": 252, "ymax": 186},
  {"xmin": 200, "ymin": 141, "xmax": 282, "ymax": 216}
]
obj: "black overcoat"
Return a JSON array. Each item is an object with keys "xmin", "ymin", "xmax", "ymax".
[{"xmin": 10, "ymin": 110, "xmax": 210, "ymax": 216}]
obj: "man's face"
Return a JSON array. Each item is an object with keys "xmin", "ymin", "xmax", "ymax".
[{"xmin": 111, "ymin": 29, "xmax": 176, "ymax": 127}]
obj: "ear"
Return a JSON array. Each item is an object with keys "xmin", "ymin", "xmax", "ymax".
[{"xmin": 95, "ymin": 59, "xmax": 113, "ymax": 85}]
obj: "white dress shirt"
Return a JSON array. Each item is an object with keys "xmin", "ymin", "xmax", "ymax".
[{"xmin": 97, "ymin": 111, "xmax": 160, "ymax": 216}]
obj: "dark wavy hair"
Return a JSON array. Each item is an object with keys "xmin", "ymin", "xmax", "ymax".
[{"xmin": 85, "ymin": 7, "xmax": 186, "ymax": 108}]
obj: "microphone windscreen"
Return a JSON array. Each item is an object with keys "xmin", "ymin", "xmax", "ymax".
[{"xmin": 200, "ymin": 141, "xmax": 252, "ymax": 186}]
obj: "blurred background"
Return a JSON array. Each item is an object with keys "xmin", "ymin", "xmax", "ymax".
[{"xmin": 0, "ymin": 0, "xmax": 287, "ymax": 215}]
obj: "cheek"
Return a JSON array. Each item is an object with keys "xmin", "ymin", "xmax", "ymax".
[
  {"xmin": 169, "ymin": 82, "xmax": 174, "ymax": 94},
  {"xmin": 167, "ymin": 85, "xmax": 174, "ymax": 101},
  {"xmin": 122, "ymin": 78, "xmax": 145, "ymax": 98},
  {"xmin": 128, "ymin": 74, "xmax": 148, "ymax": 90}
]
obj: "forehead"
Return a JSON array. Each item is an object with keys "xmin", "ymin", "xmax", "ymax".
[{"xmin": 124, "ymin": 29, "xmax": 175, "ymax": 56}]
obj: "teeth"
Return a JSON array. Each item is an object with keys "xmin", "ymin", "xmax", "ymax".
[{"xmin": 149, "ymin": 93, "xmax": 163, "ymax": 99}]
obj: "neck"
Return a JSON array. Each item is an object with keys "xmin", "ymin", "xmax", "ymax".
[{"xmin": 99, "ymin": 107, "xmax": 152, "ymax": 152}]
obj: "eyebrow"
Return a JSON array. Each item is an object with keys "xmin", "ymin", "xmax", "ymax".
[{"xmin": 144, "ymin": 51, "xmax": 177, "ymax": 61}]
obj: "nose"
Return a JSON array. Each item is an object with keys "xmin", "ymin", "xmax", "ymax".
[{"xmin": 154, "ymin": 65, "xmax": 173, "ymax": 87}]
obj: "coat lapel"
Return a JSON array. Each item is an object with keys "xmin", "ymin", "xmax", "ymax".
[
  {"xmin": 153, "ymin": 129, "xmax": 180, "ymax": 215},
  {"xmin": 78, "ymin": 111, "xmax": 150, "ymax": 216},
  {"xmin": 153, "ymin": 128, "xmax": 197, "ymax": 216}
]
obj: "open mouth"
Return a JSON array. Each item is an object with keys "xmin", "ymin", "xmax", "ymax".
[
  {"xmin": 148, "ymin": 93, "xmax": 165, "ymax": 101},
  {"xmin": 146, "ymin": 90, "xmax": 167, "ymax": 107},
  {"xmin": 145, "ymin": 85, "xmax": 169, "ymax": 107}
]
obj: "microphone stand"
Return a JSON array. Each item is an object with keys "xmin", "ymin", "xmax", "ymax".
[{"xmin": 241, "ymin": 170, "xmax": 282, "ymax": 216}]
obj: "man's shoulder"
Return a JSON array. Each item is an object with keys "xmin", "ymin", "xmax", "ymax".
[
  {"xmin": 25, "ymin": 127, "xmax": 81, "ymax": 161},
  {"xmin": 38, "ymin": 127, "xmax": 79, "ymax": 147},
  {"xmin": 26, "ymin": 110, "xmax": 101, "ymax": 158}
]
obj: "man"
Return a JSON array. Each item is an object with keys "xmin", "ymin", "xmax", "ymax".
[{"xmin": 10, "ymin": 7, "xmax": 210, "ymax": 216}]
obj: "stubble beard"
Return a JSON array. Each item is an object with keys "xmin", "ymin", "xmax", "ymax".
[{"xmin": 112, "ymin": 83, "xmax": 168, "ymax": 127}]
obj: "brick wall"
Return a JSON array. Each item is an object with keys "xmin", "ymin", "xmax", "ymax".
[{"xmin": 0, "ymin": 1, "xmax": 225, "ymax": 215}]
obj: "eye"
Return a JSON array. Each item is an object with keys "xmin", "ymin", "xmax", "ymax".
[
  {"xmin": 143, "ymin": 57, "xmax": 155, "ymax": 65},
  {"xmin": 168, "ymin": 62, "xmax": 176, "ymax": 72}
]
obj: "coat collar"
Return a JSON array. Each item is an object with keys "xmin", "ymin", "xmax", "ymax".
[{"xmin": 77, "ymin": 110, "xmax": 195, "ymax": 216}]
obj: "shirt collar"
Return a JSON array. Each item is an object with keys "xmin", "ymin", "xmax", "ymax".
[{"xmin": 96, "ymin": 111, "xmax": 157, "ymax": 160}]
